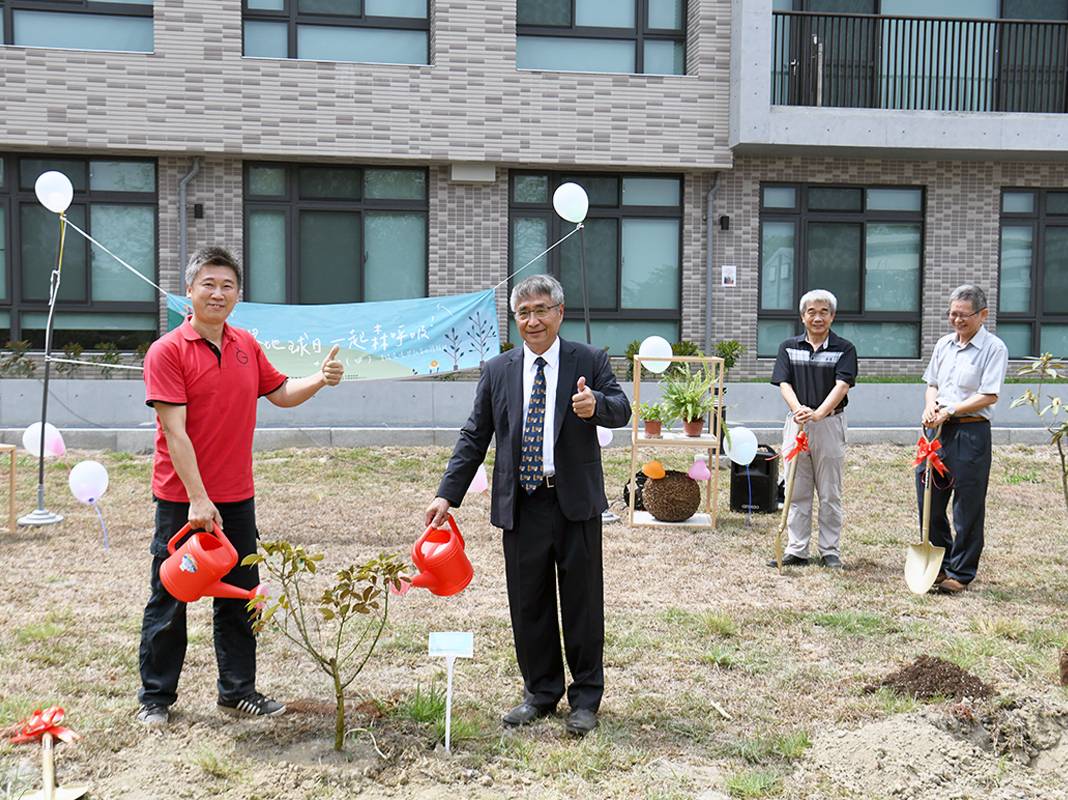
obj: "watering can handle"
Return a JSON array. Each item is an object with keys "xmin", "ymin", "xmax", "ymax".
[
  {"xmin": 412, "ymin": 514, "xmax": 464, "ymax": 572},
  {"xmin": 166, "ymin": 521, "xmax": 236, "ymax": 561}
]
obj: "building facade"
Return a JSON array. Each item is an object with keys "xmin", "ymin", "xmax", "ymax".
[
  {"xmin": 0, "ymin": 0, "xmax": 1064, "ymax": 379},
  {"xmin": 728, "ymin": 0, "xmax": 1068, "ymax": 377}
]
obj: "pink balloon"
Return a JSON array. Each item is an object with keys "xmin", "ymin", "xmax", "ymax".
[
  {"xmin": 466, "ymin": 463, "xmax": 488, "ymax": 494},
  {"xmin": 22, "ymin": 422, "xmax": 65, "ymax": 458},
  {"xmin": 688, "ymin": 455, "xmax": 711, "ymax": 482}
]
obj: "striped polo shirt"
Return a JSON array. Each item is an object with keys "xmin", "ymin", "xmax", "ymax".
[{"xmin": 770, "ymin": 331, "xmax": 859, "ymax": 411}]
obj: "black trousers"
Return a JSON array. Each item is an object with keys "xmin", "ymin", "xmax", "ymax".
[
  {"xmin": 138, "ymin": 497, "xmax": 260, "ymax": 707},
  {"xmin": 503, "ymin": 483, "xmax": 605, "ymax": 712},
  {"xmin": 914, "ymin": 421, "xmax": 992, "ymax": 584}
]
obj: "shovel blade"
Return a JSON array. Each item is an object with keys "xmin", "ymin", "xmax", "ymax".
[{"xmin": 904, "ymin": 543, "xmax": 946, "ymax": 595}]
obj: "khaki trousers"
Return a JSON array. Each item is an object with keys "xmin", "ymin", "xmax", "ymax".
[{"xmin": 781, "ymin": 412, "xmax": 847, "ymax": 559}]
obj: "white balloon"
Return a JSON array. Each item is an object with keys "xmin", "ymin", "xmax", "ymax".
[
  {"xmin": 596, "ymin": 426, "xmax": 613, "ymax": 447},
  {"xmin": 34, "ymin": 171, "xmax": 74, "ymax": 214},
  {"xmin": 69, "ymin": 460, "xmax": 109, "ymax": 504},
  {"xmin": 552, "ymin": 182, "xmax": 589, "ymax": 224},
  {"xmin": 637, "ymin": 335, "xmax": 673, "ymax": 374},
  {"xmin": 724, "ymin": 426, "xmax": 758, "ymax": 466},
  {"xmin": 466, "ymin": 462, "xmax": 488, "ymax": 494},
  {"xmin": 22, "ymin": 422, "xmax": 66, "ymax": 458}
]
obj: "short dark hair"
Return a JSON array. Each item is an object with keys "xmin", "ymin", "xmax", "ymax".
[{"xmin": 185, "ymin": 246, "xmax": 242, "ymax": 290}]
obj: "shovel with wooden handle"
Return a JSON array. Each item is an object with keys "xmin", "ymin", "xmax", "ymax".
[
  {"xmin": 905, "ymin": 424, "xmax": 947, "ymax": 595},
  {"xmin": 24, "ymin": 733, "xmax": 88, "ymax": 800},
  {"xmin": 774, "ymin": 422, "xmax": 806, "ymax": 573}
]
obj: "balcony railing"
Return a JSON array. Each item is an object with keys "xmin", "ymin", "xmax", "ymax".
[{"xmin": 772, "ymin": 11, "xmax": 1068, "ymax": 113}]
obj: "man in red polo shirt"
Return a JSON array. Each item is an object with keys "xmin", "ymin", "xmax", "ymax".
[{"xmin": 137, "ymin": 246, "xmax": 343, "ymax": 728}]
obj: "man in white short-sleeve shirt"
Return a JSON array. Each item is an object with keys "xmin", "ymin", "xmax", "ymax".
[{"xmin": 918, "ymin": 284, "xmax": 1009, "ymax": 594}]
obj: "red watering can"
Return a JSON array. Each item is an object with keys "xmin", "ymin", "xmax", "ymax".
[
  {"xmin": 160, "ymin": 522, "xmax": 265, "ymax": 604},
  {"xmin": 394, "ymin": 514, "xmax": 473, "ymax": 597}
]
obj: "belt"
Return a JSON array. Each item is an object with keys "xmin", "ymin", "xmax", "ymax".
[{"xmin": 945, "ymin": 415, "xmax": 988, "ymax": 424}]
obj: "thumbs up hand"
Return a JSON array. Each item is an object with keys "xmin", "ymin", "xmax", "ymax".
[
  {"xmin": 571, "ymin": 375, "xmax": 596, "ymax": 419},
  {"xmin": 321, "ymin": 344, "xmax": 344, "ymax": 386}
]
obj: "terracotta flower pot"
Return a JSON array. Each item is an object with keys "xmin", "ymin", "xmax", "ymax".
[
  {"xmin": 683, "ymin": 418, "xmax": 705, "ymax": 437},
  {"xmin": 643, "ymin": 420, "xmax": 662, "ymax": 438}
]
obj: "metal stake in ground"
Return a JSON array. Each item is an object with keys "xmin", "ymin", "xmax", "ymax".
[
  {"xmin": 428, "ymin": 632, "xmax": 473, "ymax": 753},
  {"xmin": 20, "ymin": 172, "xmax": 75, "ymax": 527}
]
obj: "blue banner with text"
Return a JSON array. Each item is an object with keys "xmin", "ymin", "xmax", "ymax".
[{"xmin": 166, "ymin": 290, "xmax": 500, "ymax": 380}]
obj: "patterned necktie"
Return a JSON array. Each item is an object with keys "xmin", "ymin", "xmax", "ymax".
[{"xmin": 520, "ymin": 356, "xmax": 547, "ymax": 495}]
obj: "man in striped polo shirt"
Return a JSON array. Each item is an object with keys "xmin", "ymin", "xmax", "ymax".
[{"xmin": 769, "ymin": 289, "xmax": 858, "ymax": 569}]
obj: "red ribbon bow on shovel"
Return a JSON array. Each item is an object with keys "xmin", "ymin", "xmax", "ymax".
[
  {"xmin": 8, "ymin": 707, "xmax": 78, "ymax": 745},
  {"xmin": 783, "ymin": 431, "xmax": 809, "ymax": 462},
  {"xmin": 912, "ymin": 434, "xmax": 948, "ymax": 477}
]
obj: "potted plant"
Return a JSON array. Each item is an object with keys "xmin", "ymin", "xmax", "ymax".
[
  {"xmin": 635, "ymin": 401, "xmax": 671, "ymax": 438},
  {"xmin": 713, "ymin": 339, "xmax": 744, "ymax": 375},
  {"xmin": 661, "ymin": 365, "xmax": 715, "ymax": 437},
  {"xmin": 711, "ymin": 339, "xmax": 745, "ymax": 439}
]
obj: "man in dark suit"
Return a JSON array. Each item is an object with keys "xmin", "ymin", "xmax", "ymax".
[{"xmin": 426, "ymin": 274, "xmax": 630, "ymax": 736}]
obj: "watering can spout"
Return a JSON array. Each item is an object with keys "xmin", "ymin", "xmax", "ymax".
[
  {"xmin": 406, "ymin": 572, "xmax": 438, "ymax": 591},
  {"xmin": 202, "ymin": 581, "xmax": 258, "ymax": 602}
]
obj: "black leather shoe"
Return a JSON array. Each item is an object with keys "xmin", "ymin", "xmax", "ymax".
[
  {"xmin": 819, "ymin": 554, "xmax": 843, "ymax": 569},
  {"xmin": 766, "ymin": 553, "xmax": 809, "ymax": 567},
  {"xmin": 565, "ymin": 708, "xmax": 598, "ymax": 736},
  {"xmin": 502, "ymin": 702, "xmax": 553, "ymax": 727}
]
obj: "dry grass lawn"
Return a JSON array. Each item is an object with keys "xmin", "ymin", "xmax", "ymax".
[{"xmin": 0, "ymin": 442, "xmax": 1065, "ymax": 799}]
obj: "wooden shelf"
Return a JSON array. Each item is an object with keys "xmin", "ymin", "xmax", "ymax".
[
  {"xmin": 633, "ymin": 431, "xmax": 722, "ymax": 447},
  {"xmin": 627, "ymin": 354, "xmax": 725, "ymax": 531},
  {"xmin": 630, "ymin": 510, "xmax": 714, "ymax": 529}
]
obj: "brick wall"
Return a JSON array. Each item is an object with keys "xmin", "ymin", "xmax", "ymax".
[
  {"xmin": 0, "ymin": 0, "xmax": 731, "ymax": 170},
  {"xmin": 714, "ymin": 156, "xmax": 1068, "ymax": 380}
]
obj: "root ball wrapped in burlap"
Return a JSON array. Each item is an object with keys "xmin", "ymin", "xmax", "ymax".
[{"xmin": 642, "ymin": 469, "xmax": 701, "ymax": 522}]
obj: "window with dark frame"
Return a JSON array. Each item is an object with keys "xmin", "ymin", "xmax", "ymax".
[
  {"xmin": 516, "ymin": 0, "xmax": 686, "ymax": 75},
  {"xmin": 0, "ymin": 1, "xmax": 154, "ymax": 52},
  {"xmin": 757, "ymin": 182, "xmax": 924, "ymax": 359},
  {"xmin": 0, "ymin": 154, "xmax": 159, "ymax": 351},
  {"xmin": 998, "ymin": 188, "xmax": 1068, "ymax": 358},
  {"xmin": 508, "ymin": 171, "xmax": 683, "ymax": 354},
  {"xmin": 243, "ymin": 162, "xmax": 429, "ymax": 306},
  {"xmin": 242, "ymin": 0, "xmax": 429, "ymax": 64}
]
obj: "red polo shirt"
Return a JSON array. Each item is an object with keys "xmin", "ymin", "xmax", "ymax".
[{"xmin": 144, "ymin": 318, "xmax": 287, "ymax": 503}]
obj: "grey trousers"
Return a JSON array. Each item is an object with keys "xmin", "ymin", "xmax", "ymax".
[{"xmin": 782, "ymin": 412, "xmax": 847, "ymax": 559}]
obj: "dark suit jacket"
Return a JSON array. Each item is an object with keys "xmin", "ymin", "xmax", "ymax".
[{"xmin": 437, "ymin": 338, "xmax": 631, "ymax": 530}]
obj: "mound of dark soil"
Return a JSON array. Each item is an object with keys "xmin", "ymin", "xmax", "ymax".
[{"xmin": 865, "ymin": 655, "xmax": 994, "ymax": 701}]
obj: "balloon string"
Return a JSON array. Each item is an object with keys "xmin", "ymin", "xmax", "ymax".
[
  {"xmin": 62, "ymin": 219, "xmax": 169, "ymax": 297},
  {"xmin": 745, "ymin": 464, "xmax": 752, "ymax": 527},
  {"xmin": 490, "ymin": 224, "xmax": 583, "ymax": 292},
  {"xmin": 92, "ymin": 501, "xmax": 110, "ymax": 551}
]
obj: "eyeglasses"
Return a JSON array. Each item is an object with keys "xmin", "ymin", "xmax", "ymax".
[
  {"xmin": 515, "ymin": 303, "xmax": 561, "ymax": 322},
  {"xmin": 948, "ymin": 310, "xmax": 980, "ymax": 321}
]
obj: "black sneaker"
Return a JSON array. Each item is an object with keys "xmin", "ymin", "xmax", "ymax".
[
  {"xmin": 217, "ymin": 691, "xmax": 286, "ymax": 718},
  {"xmin": 820, "ymin": 554, "xmax": 843, "ymax": 569},
  {"xmin": 766, "ymin": 553, "xmax": 810, "ymax": 567},
  {"xmin": 136, "ymin": 704, "xmax": 169, "ymax": 728}
]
